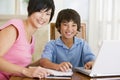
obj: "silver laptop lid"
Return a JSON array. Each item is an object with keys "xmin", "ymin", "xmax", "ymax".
[{"xmin": 90, "ymin": 40, "xmax": 120, "ymax": 77}]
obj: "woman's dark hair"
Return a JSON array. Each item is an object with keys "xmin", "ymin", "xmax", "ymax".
[
  {"xmin": 27, "ymin": 0, "xmax": 55, "ymax": 22},
  {"xmin": 55, "ymin": 9, "xmax": 81, "ymax": 33}
]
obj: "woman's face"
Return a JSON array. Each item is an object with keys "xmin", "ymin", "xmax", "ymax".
[
  {"xmin": 29, "ymin": 9, "xmax": 52, "ymax": 29},
  {"xmin": 60, "ymin": 20, "xmax": 78, "ymax": 39}
]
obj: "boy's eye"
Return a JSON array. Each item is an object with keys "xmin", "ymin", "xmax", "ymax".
[
  {"xmin": 63, "ymin": 23, "xmax": 68, "ymax": 26},
  {"xmin": 72, "ymin": 24, "xmax": 77, "ymax": 27}
]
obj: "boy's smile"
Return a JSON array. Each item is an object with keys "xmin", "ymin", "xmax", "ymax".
[{"xmin": 60, "ymin": 20, "xmax": 78, "ymax": 39}]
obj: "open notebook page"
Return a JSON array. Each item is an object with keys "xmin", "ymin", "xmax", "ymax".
[{"xmin": 46, "ymin": 68, "xmax": 73, "ymax": 77}]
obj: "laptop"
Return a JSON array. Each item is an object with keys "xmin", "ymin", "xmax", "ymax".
[{"xmin": 73, "ymin": 40, "xmax": 120, "ymax": 77}]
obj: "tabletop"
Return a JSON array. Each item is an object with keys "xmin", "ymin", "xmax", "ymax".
[{"xmin": 10, "ymin": 71, "xmax": 120, "ymax": 80}]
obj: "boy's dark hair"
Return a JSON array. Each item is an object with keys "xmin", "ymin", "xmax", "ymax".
[
  {"xmin": 27, "ymin": 0, "xmax": 55, "ymax": 22},
  {"xmin": 55, "ymin": 9, "xmax": 81, "ymax": 33}
]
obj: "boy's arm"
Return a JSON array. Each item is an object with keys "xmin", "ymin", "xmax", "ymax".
[
  {"xmin": 40, "ymin": 58, "xmax": 72, "ymax": 72},
  {"xmin": 39, "ymin": 58, "xmax": 59, "ymax": 70}
]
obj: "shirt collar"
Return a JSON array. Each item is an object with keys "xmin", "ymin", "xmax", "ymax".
[{"xmin": 55, "ymin": 37, "xmax": 83, "ymax": 49}]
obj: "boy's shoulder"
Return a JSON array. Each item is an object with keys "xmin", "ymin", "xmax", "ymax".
[
  {"xmin": 74, "ymin": 37, "xmax": 85, "ymax": 42},
  {"xmin": 47, "ymin": 38, "xmax": 64, "ymax": 46}
]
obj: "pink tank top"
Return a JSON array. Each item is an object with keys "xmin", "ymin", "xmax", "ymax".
[{"xmin": 0, "ymin": 19, "xmax": 35, "ymax": 67}]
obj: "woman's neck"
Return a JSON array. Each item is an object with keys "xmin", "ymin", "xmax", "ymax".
[
  {"xmin": 23, "ymin": 19, "xmax": 36, "ymax": 44},
  {"xmin": 24, "ymin": 19, "xmax": 36, "ymax": 35}
]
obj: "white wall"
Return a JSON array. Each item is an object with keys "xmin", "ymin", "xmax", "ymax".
[
  {"xmin": 52, "ymin": 0, "xmax": 89, "ymax": 22},
  {"xmin": 0, "ymin": 0, "xmax": 15, "ymax": 14}
]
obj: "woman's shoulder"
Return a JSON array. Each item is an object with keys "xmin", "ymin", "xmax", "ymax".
[
  {"xmin": 1, "ymin": 19, "xmax": 22, "ymax": 28},
  {"xmin": 9, "ymin": 19, "xmax": 23, "ymax": 25},
  {"xmin": 0, "ymin": 19, "xmax": 22, "ymax": 30}
]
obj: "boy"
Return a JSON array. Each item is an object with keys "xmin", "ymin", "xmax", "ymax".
[{"xmin": 40, "ymin": 9, "xmax": 95, "ymax": 72}]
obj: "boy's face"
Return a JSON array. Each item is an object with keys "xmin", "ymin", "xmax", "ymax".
[{"xmin": 60, "ymin": 20, "xmax": 78, "ymax": 39}]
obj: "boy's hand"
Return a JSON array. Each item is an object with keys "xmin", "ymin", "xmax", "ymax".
[
  {"xmin": 58, "ymin": 62, "xmax": 72, "ymax": 72},
  {"xmin": 84, "ymin": 61, "xmax": 94, "ymax": 70}
]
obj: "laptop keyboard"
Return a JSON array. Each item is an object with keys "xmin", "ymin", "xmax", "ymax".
[{"xmin": 73, "ymin": 67, "xmax": 91, "ymax": 74}]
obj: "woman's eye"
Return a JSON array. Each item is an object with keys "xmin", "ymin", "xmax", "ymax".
[{"xmin": 46, "ymin": 13, "xmax": 51, "ymax": 15}]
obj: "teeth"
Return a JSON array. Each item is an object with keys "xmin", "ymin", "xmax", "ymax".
[
  {"xmin": 40, "ymin": 22, "xmax": 43, "ymax": 24},
  {"xmin": 38, "ymin": 21, "xmax": 44, "ymax": 25},
  {"xmin": 66, "ymin": 32, "xmax": 72, "ymax": 35},
  {"xmin": 37, "ymin": 19, "xmax": 44, "ymax": 25}
]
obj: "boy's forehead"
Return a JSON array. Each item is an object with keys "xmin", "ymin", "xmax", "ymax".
[{"xmin": 61, "ymin": 20, "xmax": 76, "ymax": 23}]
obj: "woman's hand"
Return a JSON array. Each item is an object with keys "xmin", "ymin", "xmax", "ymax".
[
  {"xmin": 57, "ymin": 62, "xmax": 72, "ymax": 72},
  {"xmin": 22, "ymin": 66, "xmax": 50, "ymax": 79}
]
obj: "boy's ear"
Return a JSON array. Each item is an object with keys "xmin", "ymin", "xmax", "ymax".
[
  {"xmin": 57, "ymin": 27, "xmax": 61, "ymax": 33},
  {"xmin": 75, "ymin": 31, "xmax": 79, "ymax": 36}
]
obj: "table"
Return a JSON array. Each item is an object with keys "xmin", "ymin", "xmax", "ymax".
[{"xmin": 10, "ymin": 72, "xmax": 120, "ymax": 80}]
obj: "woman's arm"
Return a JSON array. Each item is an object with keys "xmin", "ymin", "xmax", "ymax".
[
  {"xmin": 27, "ymin": 59, "xmax": 41, "ymax": 67},
  {"xmin": 0, "ymin": 25, "xmax": 20, "ymax": 73},
  {"xmin": 0, "ymin": 26, "xmax": 49, "ymax": 78}
]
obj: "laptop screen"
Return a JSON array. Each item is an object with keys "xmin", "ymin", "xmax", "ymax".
[{"xmin": 74, "ymin": 40, "xmax": 120, "ymax": 77}]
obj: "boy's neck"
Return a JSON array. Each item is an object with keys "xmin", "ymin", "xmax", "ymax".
[{"xmin": 61, "ymin": 37, "xmax": 74, "ymax": 48}]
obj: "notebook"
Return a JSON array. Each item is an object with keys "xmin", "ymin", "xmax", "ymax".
[{"xmin": 74, "ymin": 40, "xmax": 120, "ymax": 77}]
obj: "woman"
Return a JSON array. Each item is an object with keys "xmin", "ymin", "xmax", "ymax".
[{"xmin": 0, "ymin": 0, "xmax": 55, "ymax": 79}]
